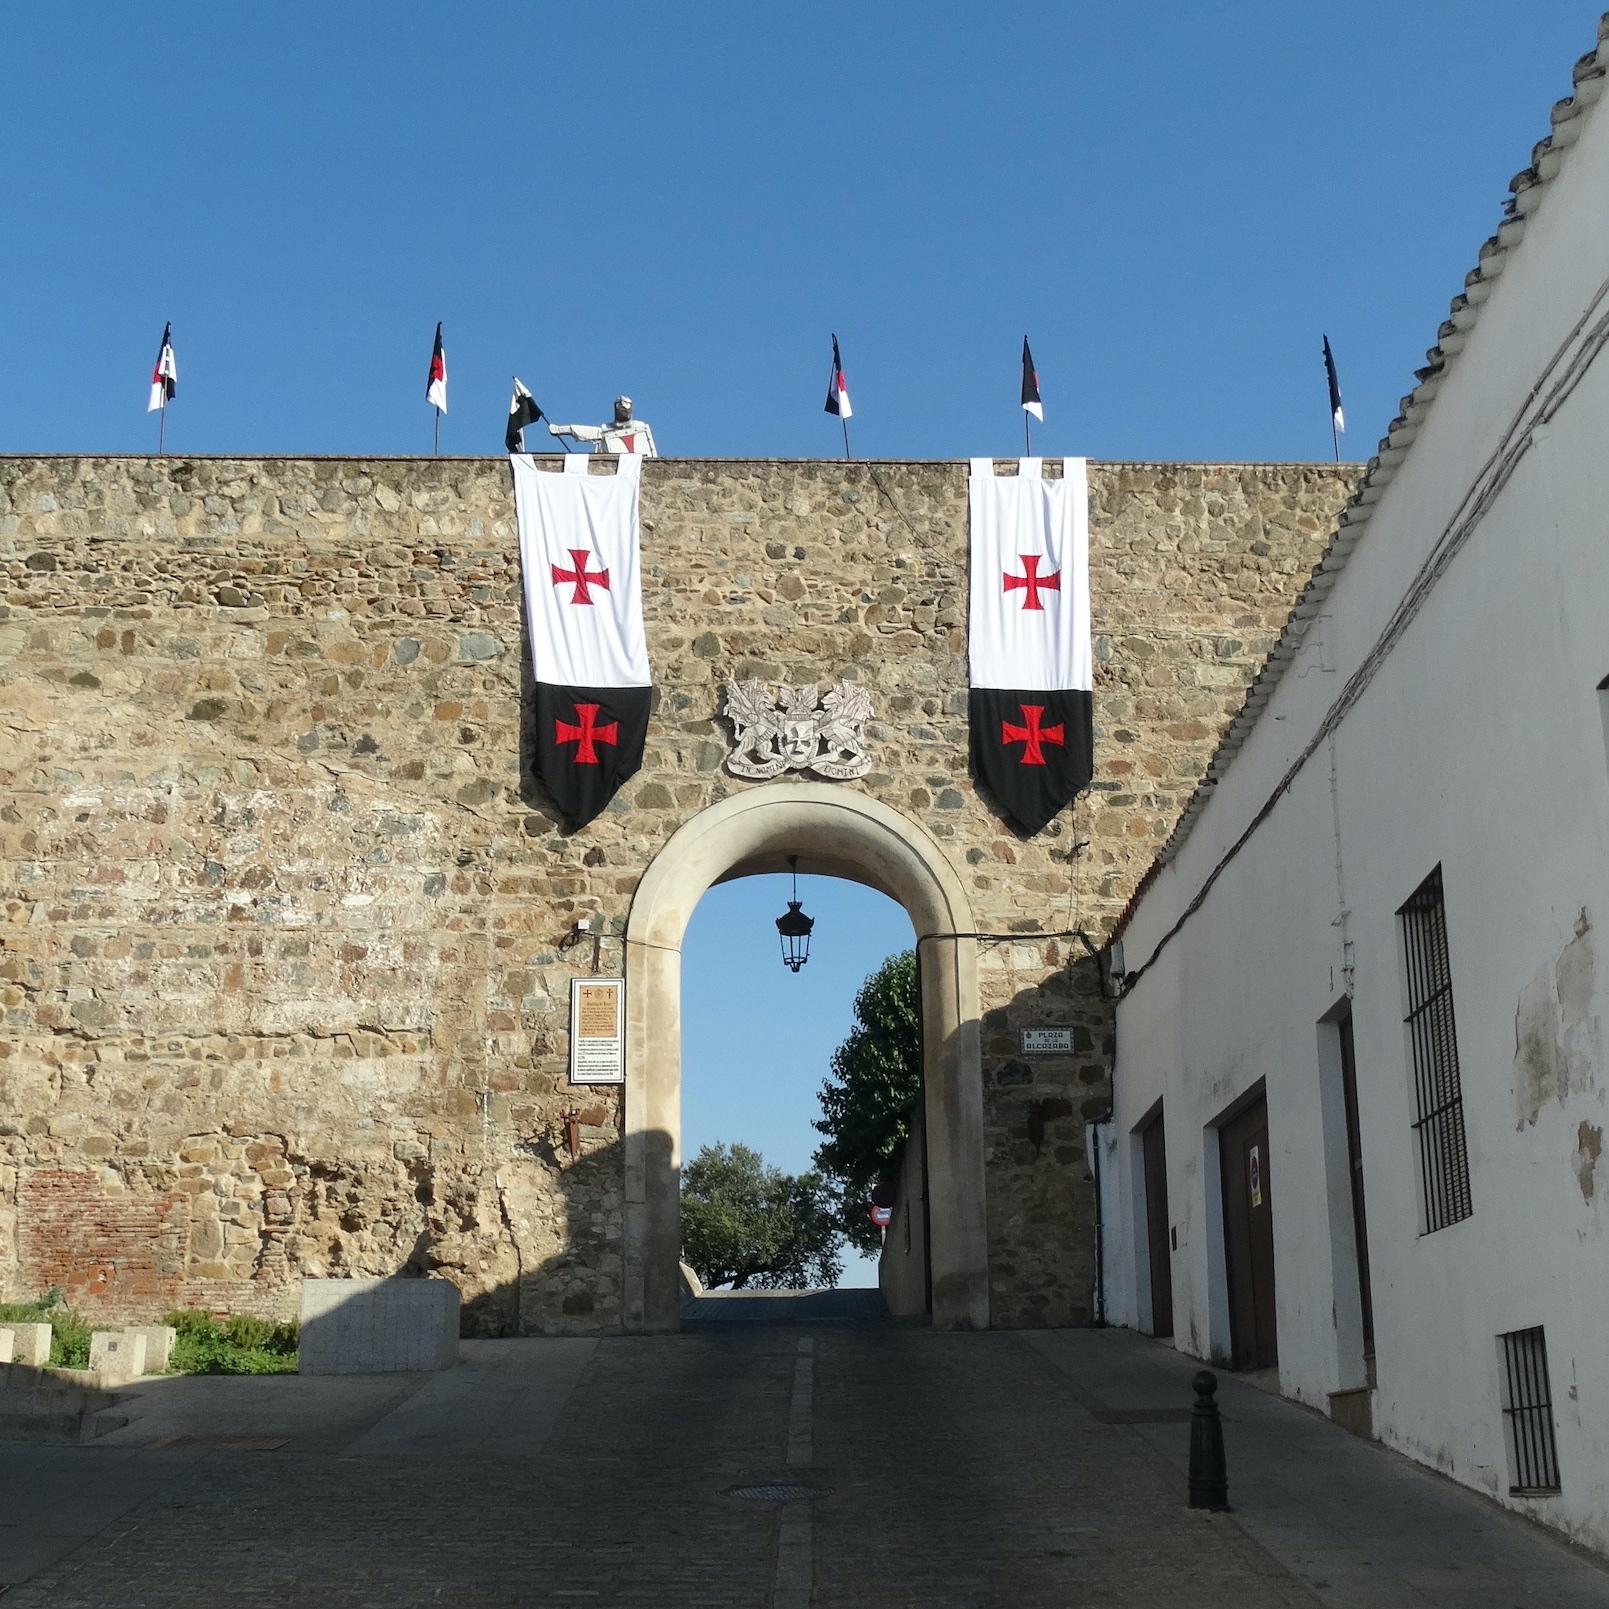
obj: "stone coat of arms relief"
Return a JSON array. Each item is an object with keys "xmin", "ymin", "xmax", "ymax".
[{"xmin": 722, "ymin": 679, "xmax": 874, "ymax": 780}]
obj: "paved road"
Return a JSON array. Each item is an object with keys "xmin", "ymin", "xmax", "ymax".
[{"xmin": 3, "ymin": 1326, "xmax": 1605, "ymax": 1607}]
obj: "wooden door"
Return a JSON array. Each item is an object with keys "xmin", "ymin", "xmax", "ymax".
[
  {"xmin": 1220, "ymin": 1096, "xmax": 1278, "ymax": 1369},
  {"xmin": 1140, "ymin": 1110, "xmax": 1173, "ymax": 1337},
  {"xmin": 1338, "ymin": 1013, "xmax": 1375, "ymax": 1362}
]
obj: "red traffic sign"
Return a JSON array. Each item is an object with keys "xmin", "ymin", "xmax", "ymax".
[{"xmin": 868, "ymin": 1204, "xmax": 893, "ymax": 1228}]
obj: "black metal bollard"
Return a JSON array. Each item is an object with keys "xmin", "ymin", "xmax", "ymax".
[{"xmin": 1187, "ymin": 1369, "xmax": 1231, "ymax": 1511}]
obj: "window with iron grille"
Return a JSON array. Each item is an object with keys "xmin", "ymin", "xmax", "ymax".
[
  {"xmin": 1397, "ymin": 867, "xmax": 1473, "ymax": 1231},
  {"xmin": 1499, "ymin": 1327, "xmax": 1561, "ymax": 1493}
]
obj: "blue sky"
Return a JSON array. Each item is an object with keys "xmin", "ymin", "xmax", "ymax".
[
  {"xmin": 682, "ymin": 878, "xmax": 913, "ymax": 1286},
  {"xmin": 9, "ymin": 3, "xmax": 1598, "ymax": 1285},
  {"xmin": 4, "ymin": 3, "xmax": 1599, "ymax": 463}
]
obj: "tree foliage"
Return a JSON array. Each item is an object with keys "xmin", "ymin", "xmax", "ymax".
[
  {"xmin": 813, "ymin": 950, "xmax": 922, "ymax": 1254},
  {"xmin": 680, "ymin": 1142, "xmax": 843, "ymax": 1290}
]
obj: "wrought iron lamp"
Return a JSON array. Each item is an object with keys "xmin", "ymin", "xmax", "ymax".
[{"xmin": 775, "ymin": 856, "xmax": 814, "ymax": 973}]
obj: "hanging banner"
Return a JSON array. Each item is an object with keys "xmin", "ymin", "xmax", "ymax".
[
  {"xmin": 511, "ymin": 454, "xmax": 652, "ymax": 829},
  {"xmin": 967, "ymin": 457, "xmax": 1094, "ymax": 835}
]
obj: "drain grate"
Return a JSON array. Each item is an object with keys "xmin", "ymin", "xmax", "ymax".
[{"xmin": 725, "ymin": 1483, "xmax": 826, "ymax": 1503}]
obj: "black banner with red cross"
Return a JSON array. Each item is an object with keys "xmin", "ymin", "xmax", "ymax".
[
  {"xmin": 968, "ymin": 687, "xmax": 1094, "ymax": 838},
  {"xmin": 534, "ymin": 684, "xmax": 652, "ymax": 830}
]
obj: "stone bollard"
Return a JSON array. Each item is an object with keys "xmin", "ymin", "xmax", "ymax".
[
  {"xmin": 122, "ymin": 1325, "xmax": 177, "ymax": 1374},
  {"xmin": 2, "ymin": 1323, "xmax": 52, "ymax": 1367},
  {"xmin": 1187, "ymin": 1369, "xmax": 1230, "ymax": 1511},
  {"xmin": 88, "ymin": 1331, "xmax": 147, "ymax": 1384}
]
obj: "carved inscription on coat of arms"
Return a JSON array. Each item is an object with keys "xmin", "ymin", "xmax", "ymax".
[{"xmin": 722, "ymin": 679, "xmax": 874, "ymax": 780}]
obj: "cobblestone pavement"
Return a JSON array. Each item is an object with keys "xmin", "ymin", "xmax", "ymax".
[{"xmin": 3, "ymin": 1326, "xmax": 1606, "ymax": 1607}]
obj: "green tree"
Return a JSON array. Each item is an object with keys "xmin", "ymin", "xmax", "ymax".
[
  {"xmin": 680, "ymin": 1142, "xmax": 843, "ymax": 1290},
  {"xmin": 813, "ymin": 950, "xmax": 922, "ymax": 1255}
]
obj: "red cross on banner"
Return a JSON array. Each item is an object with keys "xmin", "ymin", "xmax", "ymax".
[
  {"xmin": 1003, "ymin": 555, "xmax": 1061, "ymax": 611},
  {"xmin": 1001, "ymin": 703, "xmax": 1066, "ymax": 766},
  {"xmin": 554, "ymin": 703, "xmax": 619, "ymax": 765},
  {"xmin": 551, "ymin": 548, "xmax": 611, "ymax": 605}
]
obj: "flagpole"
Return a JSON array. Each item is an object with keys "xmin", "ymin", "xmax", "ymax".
[
  {"xmin": 1024, "ymin": 415, "xmax": 1031, "ymax": 456},
  {"xmin": 1331, "ymin": 418, "xmax": 1340, "ymax": 464},
  {"xmin": 434, "ymin": 407, "xmax": 441, "ymax": 457},
  {"xmin": 841, "ymin": 415, "xmax": 852, "ymax": 461},
  {"xmin": 158, "ymin": 401, "xmax": 166, "ymax": 457}
]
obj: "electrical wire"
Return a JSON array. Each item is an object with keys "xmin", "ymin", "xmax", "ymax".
[{"xmin": 1120, "ymin": 271, "xmax": 1609, "ymax": 998}]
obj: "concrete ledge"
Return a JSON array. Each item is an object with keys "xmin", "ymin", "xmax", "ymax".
[
  {"xmin": 298, "ymin": 1278, "xmax": 460, "ymax": 1374},
  {"xmin": 88, "ymin": 1331, "xmax": 146, "ymax": 1385},
  {"xmin": 0, "ymin": 1322, "xmax": 52, "ymax": 1367}
]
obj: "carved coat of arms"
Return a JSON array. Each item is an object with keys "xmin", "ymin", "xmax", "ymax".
[{"xmin": 722, "ymin": 679, "xmax": 874, "ymax": 780}]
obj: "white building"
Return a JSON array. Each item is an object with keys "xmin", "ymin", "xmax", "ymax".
[{"xmin": 1103, "ymin": 17, "xmax": 1609, "ymax": 1554}]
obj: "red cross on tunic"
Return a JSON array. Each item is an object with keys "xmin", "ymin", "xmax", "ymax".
[
  {"xmin": 554, "ymin": 703, "xmax": 619, "ymax": 766},
  {"xmin": 551, "ymin": 548, "xmax": 611, "ymax": 605},
  {"xmin": 1002, "ymin": 554, "xmax": 1061, "ymax": 611},
  {"xmin": 1001, "ymin": 703, "xmax": 1065, "ymax": 767}
]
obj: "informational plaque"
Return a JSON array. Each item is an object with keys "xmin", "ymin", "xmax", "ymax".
[
  {"xmin": 1020, "ymin": 1027, "xmax": 1073, "ymax": 1055},
  {"xmin": 569, "ymin": 978, "xmax": 625, "ymax": 1085}
]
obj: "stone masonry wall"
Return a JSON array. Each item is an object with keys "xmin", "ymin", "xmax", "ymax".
[{"xmin": 0, "ymin": 456, "xmax": 1355, "ymax": 1331}]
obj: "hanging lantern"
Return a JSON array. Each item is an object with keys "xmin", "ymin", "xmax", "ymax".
[{"xmin": 776, "ymin": 855, "xmax": 814, "ymax": 973}]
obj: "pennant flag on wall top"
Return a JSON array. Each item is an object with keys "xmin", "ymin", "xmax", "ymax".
[
  {"xmin": 824, "ymin": 334, "xmax": 852, "ymax": 418},
  {"xmin": 511, "ymin": 454, "xmax": 651, "ymax": 829},
  {"xmin": 1020, "ymin": 337, "xmax": 1042, "ymax": 422},
  {"xmin": 506, "ymin": 378, "xmax": 544, "ymax": 452},
  {"xmin": 1323, "ymin": 334, "xmax": 1345, "ymax": 431},
  {"xmin": 147, "ymin": 323, "xmax": 177, "ymax": 412},
  {"xmin": 426, "ymin": 322, "xmax": 447, "ymax": 412},
  {"xmin": 968, "ymin": 457, "xmax": 1093, "ymax": 835}
]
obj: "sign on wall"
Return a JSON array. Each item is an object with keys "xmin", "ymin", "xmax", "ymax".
[
  {"xmin": 569, "ymin": 978, "xmax": 625, "ymax": 1085},
  {"xmin": 1020, "ymin": 1027, "xmax": 1073, "ymax": 1055}
]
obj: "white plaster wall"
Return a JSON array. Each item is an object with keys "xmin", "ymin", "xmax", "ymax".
[{"xmin": 1111, "ymin": 65, "xmax": 1609, "ymax": 1554}]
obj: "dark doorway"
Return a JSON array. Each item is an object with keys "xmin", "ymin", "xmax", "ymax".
[
  {"xmin": 1220, "ymin": 1095, "xmax": 1277, "ymax": 1370},
  {"xmin": 1139, "ymin": 1108, "xmax": 1173, "ymax": 1337},
  {"xmin": 1338, "ymin": 1011, "xmax": 1375, "ymax": 1365}
]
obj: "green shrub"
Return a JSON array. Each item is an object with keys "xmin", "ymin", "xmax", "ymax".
[
  {"xmin": 162, "ymin": 1308, "xmax": 220, "ymax": 1339},
  {"xmin": 160, "ymin": 1309, "xmax": 297, "ymax": 1375},
  {"xmin": 0, "ymin": 1298, "xmax": 91, "ymax": 1366},
  {"xmin": 48, "ymin": 1309, "xmax": 93, "ymax": 1368},
  {"xmin": 220, "ymin": 1314, "xmax": 277, "ymax": 1352}
]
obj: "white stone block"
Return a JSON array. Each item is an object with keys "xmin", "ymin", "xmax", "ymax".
[
  {"xmin": 0, "ymin": 1329, "xmax": 13, "ymax": 1364},
  {"xmin": 298, "ymin": 1277, "xmax": 460, "ymax": 1375},
  {"xmin": 2, "ymin": 1322, "xmax": 52, "ymax": 1367},
  {"xmin": 122, "ymin": 1324, "xmax": 176, "ymax": 1373},
  {"xmin": 88, "ymin": 1330, "xmax": 147, "ymax": 1381}
]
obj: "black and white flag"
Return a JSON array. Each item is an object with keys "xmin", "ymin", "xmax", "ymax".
[
  {"xmin": 426, "ymin": 322, "xmax": 447, "ymax": 413},
  {"xmin": 1323, "ymin": 334, "xmax": 1345, "ymax": 432},
  {"xmin": 511, "ymin": 454, "xmax": 651, "ymax": 828},
  {"xmin": 147, "ymin": 322, "xmax": 177, "ymax": 412},
  {"xmin": 506, "ymin": 378, "xmax": 544, "ymax": 452},
  {"xmin": 1020, "ymin": 337, "xmax": 1043, "ymax": 422},
  {"xmin": 968, "ymin": 457, "xmax": 1093, "ymax": 835},
  {"xmin": 824, "ymin": 334, "xmax": 852, "ymax": 419}
]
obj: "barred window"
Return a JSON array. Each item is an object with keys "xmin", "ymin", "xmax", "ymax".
[
  {"xmin": 1499, "ymin": 1327, "xmax": 1561, "ymax": 1493},
  {"xmin": 1398, "ymin": 867, "xmax": 1473, "ymax": 1231}
]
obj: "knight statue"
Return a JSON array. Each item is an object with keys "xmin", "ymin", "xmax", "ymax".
[{"xmin": 548, "ymin": 395, "xmax": 658, "ymax": 457}]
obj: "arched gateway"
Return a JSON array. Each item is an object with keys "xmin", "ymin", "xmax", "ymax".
[{"xmin": 622, "ymin": 784, "xmax": 987, "ymax": 1331}]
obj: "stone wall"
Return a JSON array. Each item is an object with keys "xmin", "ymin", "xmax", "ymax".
[{"xmin": 0, "ymin": 455, "xmax": 1355, "ymax": 1330}]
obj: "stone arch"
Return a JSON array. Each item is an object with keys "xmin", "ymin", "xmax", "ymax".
[{"xmin": 622, "ymin": 783, "xmax": 987, "ymax": 1332}]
